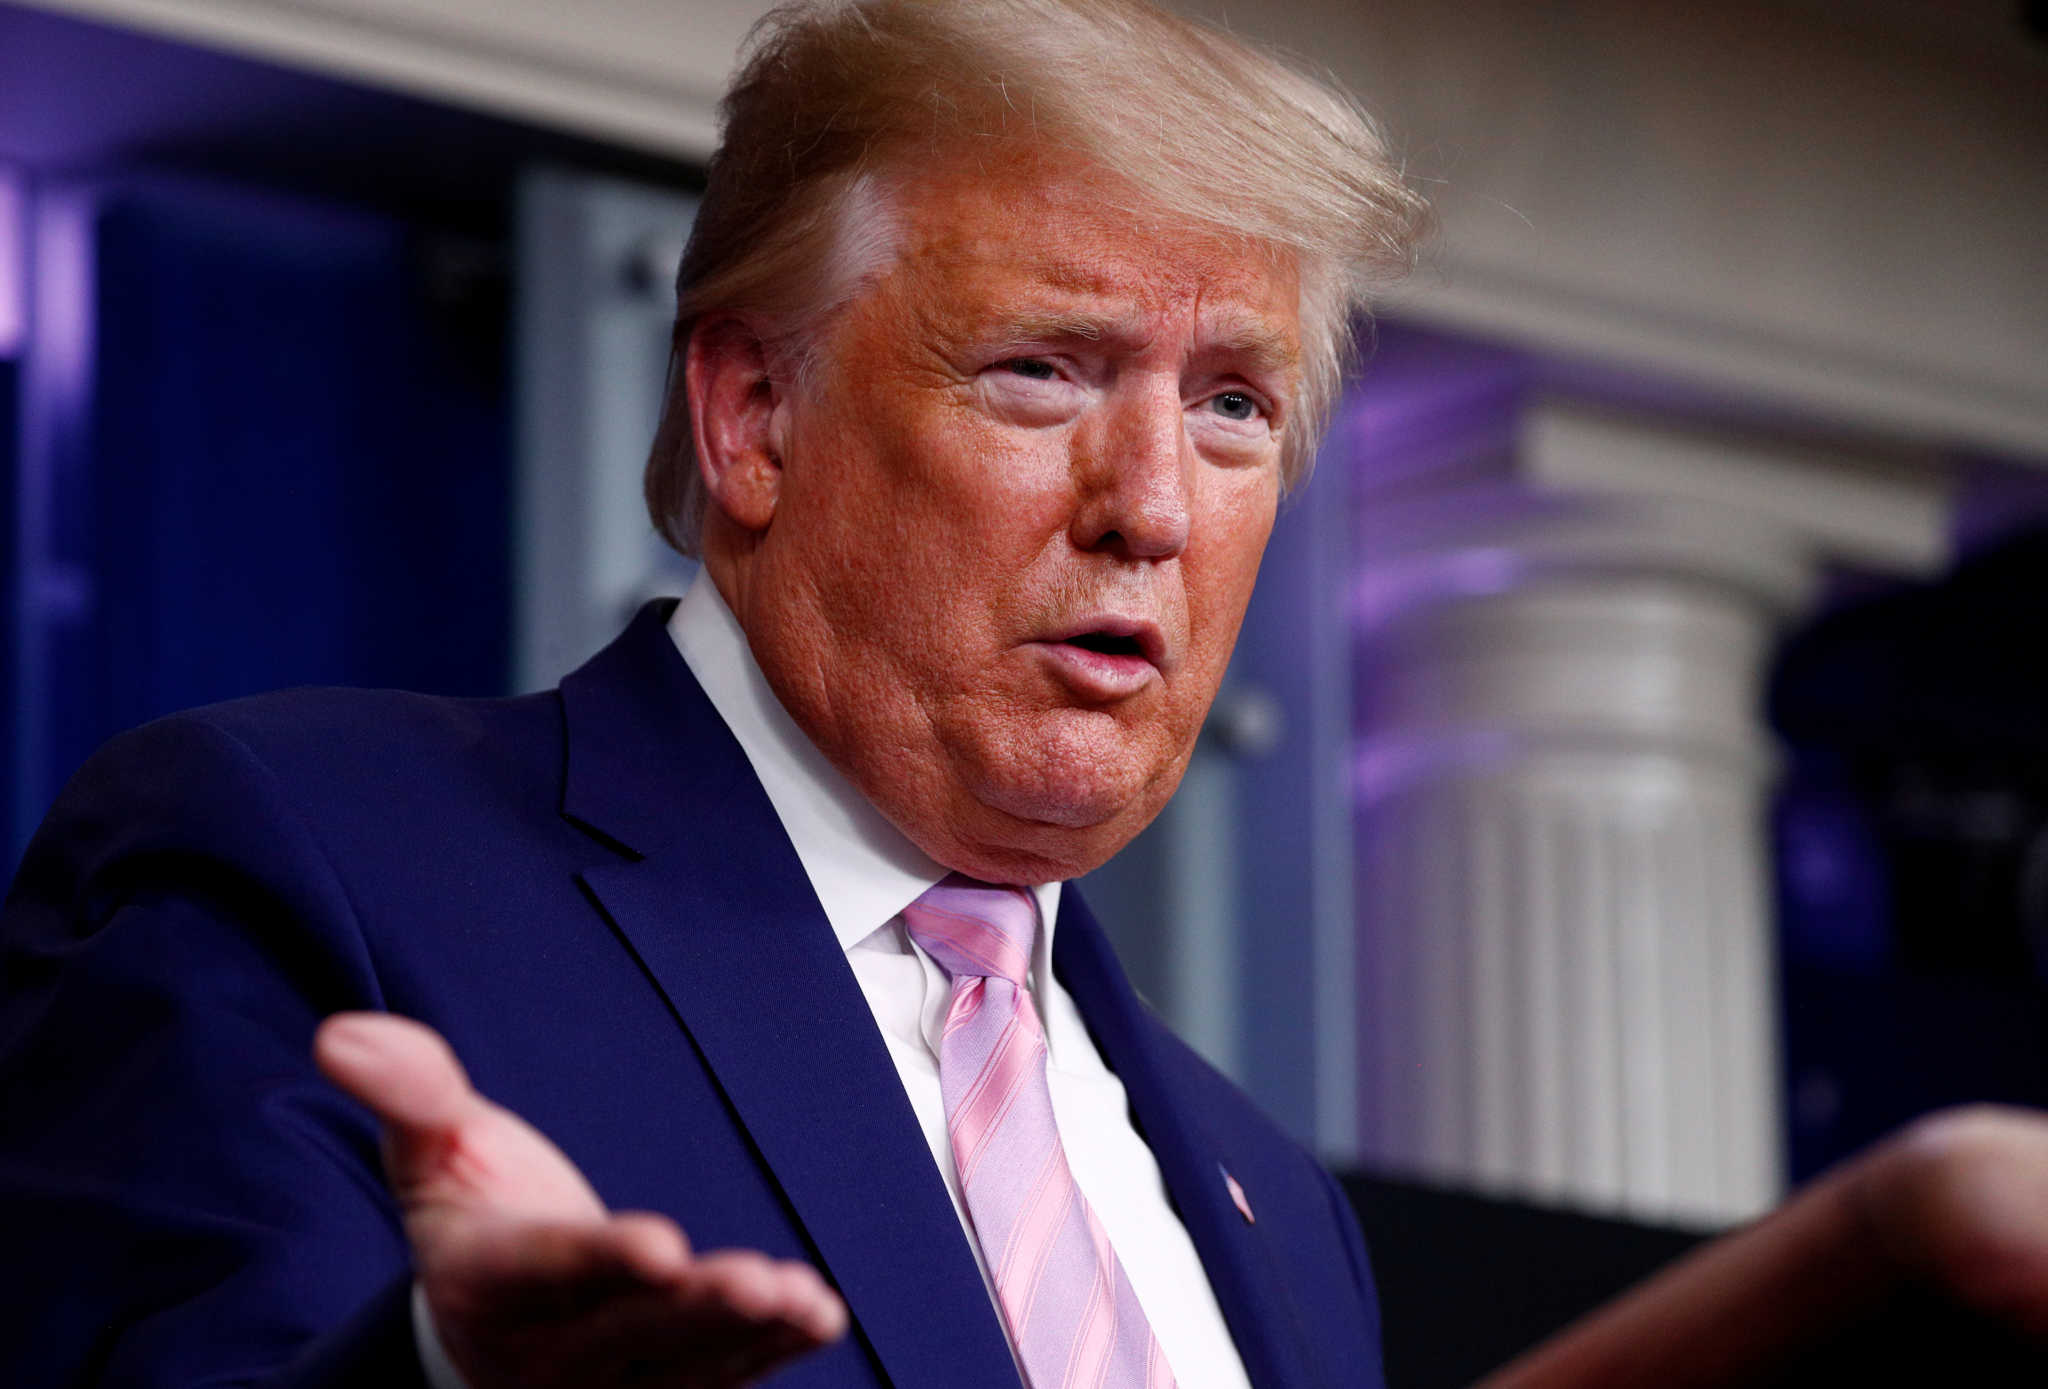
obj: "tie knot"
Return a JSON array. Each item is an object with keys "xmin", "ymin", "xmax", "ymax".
[{"xmin": 901, "ymin": 874, "xmax": 1037, "ymax": 986}]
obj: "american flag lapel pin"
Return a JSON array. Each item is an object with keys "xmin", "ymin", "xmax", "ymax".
[{"xmin": 1220, "ymin": 1164, "xmax": 1255, "ymax": 1224}]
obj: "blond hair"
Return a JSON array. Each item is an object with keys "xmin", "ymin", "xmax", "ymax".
[{"xmin": 645, "ymin": 0, "xmax": 1430, "ymax": 554}]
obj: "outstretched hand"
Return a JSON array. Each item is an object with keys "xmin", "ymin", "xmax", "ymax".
[
  {"xmin": 1850, "ymin": 1105, "xmax": 2048, "ymax": 1341},
  {"xmin": 1479, "ymin": 1104, "xmax": 2048, "ymax": 1388},
  {"xmin": 315, "ymin": 1012, "xmax": 847, "ymax": 1388}
]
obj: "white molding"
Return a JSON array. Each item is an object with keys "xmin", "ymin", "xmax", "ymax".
[
  {"xmin": 1523, "ymin": 403, "xmax": 1954, "ymax": 576},
  {"xmin": 13, "ymin": 0, "xmax": 757, "ymax": 157},
  {"xmin": 1389, "ymin": 266, "xmax": 2048, "ymax": 464}
]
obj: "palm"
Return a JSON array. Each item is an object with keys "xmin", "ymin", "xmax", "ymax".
[{"xmin": 316, "ymin": 1013, "xmax": 846, "ymax": 1388}]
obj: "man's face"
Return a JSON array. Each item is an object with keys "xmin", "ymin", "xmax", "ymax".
[{"xmin": 722, "ymin": 151, "xmax": 1298, "ymax": 883}]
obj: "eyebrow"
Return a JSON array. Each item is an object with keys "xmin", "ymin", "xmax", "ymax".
[
  {"xmin": 985, "ymin": 308, "xmax": 1115, "ymax": 347},
  {"xmin": 982, "ymin": 307, "xmax": 1302, "ymax": 379},
  {"xmin": 1200, "ymin": 323, "xmax": 1302, "ymax": 379}
]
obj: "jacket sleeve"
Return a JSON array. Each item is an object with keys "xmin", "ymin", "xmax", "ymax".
[{"xmin": 0, "ymin": 713, "xmax": 427, "ymax": 1387}]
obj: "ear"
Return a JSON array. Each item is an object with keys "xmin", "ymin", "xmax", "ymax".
[{"xmin": 686, "ymin": 314, "xmax": 791, "ymax": 534}]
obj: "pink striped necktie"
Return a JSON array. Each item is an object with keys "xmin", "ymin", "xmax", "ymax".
[{"xmin": 902, "ymin": 875, "xmax": 1177, "ymax": 1389}]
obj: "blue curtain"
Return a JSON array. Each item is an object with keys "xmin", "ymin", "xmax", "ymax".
[{"xmin": 10, "ymin": 177, "xmax": 509, "ymax": 861}]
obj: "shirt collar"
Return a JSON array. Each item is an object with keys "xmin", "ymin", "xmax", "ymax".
[{"xmin": 667, "ymin": 572, "xmax": 1063, "ymax": 960}]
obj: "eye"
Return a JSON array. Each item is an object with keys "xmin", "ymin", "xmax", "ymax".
[
  {"xmin": 980, "ymin": 354, "xmax": 1087, "ymax": 426},
  {"xmin": 1207, "ymin": 390, "xmax": 1264, "ymax": 423}
]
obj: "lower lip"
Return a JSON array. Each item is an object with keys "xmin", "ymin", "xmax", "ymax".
[{"xmin": 1033, "ymin": 641, "xmax": 1159, "ymax": 700}]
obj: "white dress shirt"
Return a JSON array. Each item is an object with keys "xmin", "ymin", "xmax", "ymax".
[{"xmin": 419, "ymin": 575, "xmax": 1250, "ymax": 1388}]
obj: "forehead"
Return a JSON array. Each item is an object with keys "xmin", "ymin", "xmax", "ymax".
[{"xmin": 882, "ymin": 151, "xmax": 1304, "ymax": 352}]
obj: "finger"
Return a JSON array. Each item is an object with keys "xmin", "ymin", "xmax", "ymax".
[
  {"xmin": 794, "ymin": 1265, "xmax": 849, "ymax": 1343},
  {"xmin": 669, "ymin": 1258, "xmax": 847, "ymax": 1389},
  {"xmin": 321, "ymin": 1013, "xmax": 612, "ymax": 1231},
  {"xmin": 595, "ymin": 1256, "xmax": 846, "ymax": 1384},
  {"xmin": 604, "ymin": 1211, "xmax": 694, "ymax": 1284},
  {"xmin": 434, "ymin": 1215, "xmax": 693, "ymax": 1319},
  {"xmin": 769, "ymin": 1260, "xmax": 847, "ymax": 1341},
  {"xmin": 316, "ymin": 1012, "xmax": 480, "ymax": 1151},
  {"xmin": 676, "ymin": 1251, "xmax": 847, "ymax": 1343},
  {"xmin": 1864, "ymin": 1106, "xmax": 2048, "ymax": 1335}
]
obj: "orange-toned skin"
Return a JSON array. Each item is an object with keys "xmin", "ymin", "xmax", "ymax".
[{"xmin": 692, "ymin": 146, "xmax": 1298, "ymax": 885}]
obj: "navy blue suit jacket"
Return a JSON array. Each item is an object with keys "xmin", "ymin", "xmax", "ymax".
[{"xmin": 1, "ymin": 604, "xmax": 1384, "ymax": 1387}]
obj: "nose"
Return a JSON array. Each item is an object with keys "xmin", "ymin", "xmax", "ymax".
[{"xmin": 1070, "ymin": 384, "xmax": 1192, "ymax": 560}]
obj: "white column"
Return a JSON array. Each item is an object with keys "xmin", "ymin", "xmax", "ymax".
[
  {"xmin": 1343, "ymin": 380, "xmax": 1966, "ymax": 1225},
  {"xmin": 1353, "ymin": 488, "xmax": 1811, "ymax": 1224}
]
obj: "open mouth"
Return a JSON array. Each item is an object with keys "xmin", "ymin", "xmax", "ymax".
[
  {"xmin": 1064, "ymin": 631, "xmax": 1147, "ymax": 659},
  {"xmin": 1037, "ymin": 621, "xmax": 1164, "ymax": 695}
]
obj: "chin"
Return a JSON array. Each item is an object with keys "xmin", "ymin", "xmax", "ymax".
[
  {"xmin": 977, "ymin": 747, "xmax": 1179, "ymax": 841},
  {"xmin": 949, "ymin": 793, "xmax": 1151, "ymax": 884},
  {"xmin": 916, "ymin": 754, "xmax": 1178, "ymax": 883},
  {"xmin": 924, "ymin": 710, "xmax": 1192, "ymax": 876}
]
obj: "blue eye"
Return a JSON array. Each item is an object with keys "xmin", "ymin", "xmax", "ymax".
[
  {"xmin": 1003, "ymin": 358, "xmax": 1058, "ymax": 381},
  {"xmin": 1210, "ymin": 391, "xmax": 1260, "ymax": 421}
]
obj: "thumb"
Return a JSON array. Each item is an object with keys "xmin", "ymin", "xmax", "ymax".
[
  {"xmin": 315, "ymin": 1012, "xmax": 608, "ymax": 1224},
  {"xmin": 315, "ymin": 1011, "xmax": 496, "ymax": 1195},
  {"xmin": 317, "ymin": 1012, "xmax": 478, "ymax": 1135}
]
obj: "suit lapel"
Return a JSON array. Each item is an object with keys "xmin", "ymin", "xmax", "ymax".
[
  {"xmin": 1054, "ymin": 891, "xmax": 1324, "ymax": 1389},
  {"xmin": 559, "ymin": 606, "xmax": 1016, "ymax": 1389}
]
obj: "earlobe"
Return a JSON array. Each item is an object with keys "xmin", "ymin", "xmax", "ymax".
[{"xmin": 686, "ymin": 314, "xmax": 787, "ymax": 534}]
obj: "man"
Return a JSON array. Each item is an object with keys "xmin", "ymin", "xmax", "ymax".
[
  {"xmin": 12, "ymin": 3, "xmax": 2048, "ymax": 1386},
  {"xmin": 1, "ymin": 1, "xmax": 1427, "ymax": 1385}
]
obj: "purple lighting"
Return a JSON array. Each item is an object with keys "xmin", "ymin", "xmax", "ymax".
[
  {"xmin": 0, "ymin": 167, "xmax": 23, "ymax": 357},
  {"xmin": 13, "ymin": 183, "xmax": 100, "ymax": 839}
]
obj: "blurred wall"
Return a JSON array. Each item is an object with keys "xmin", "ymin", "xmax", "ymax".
[{"xmin": 1213, "ymin": 0, "xmax": 2048, "ymax": 458}]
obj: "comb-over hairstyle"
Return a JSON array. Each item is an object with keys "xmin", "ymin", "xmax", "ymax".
[{"xmin": 645, "ymin": 0, "xmax": 1430, "ymax": 555}]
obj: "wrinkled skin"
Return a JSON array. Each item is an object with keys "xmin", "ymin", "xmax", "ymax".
[{"xmin": 693, "ymin": 146, "xmax": 1299, "ymax": 884}]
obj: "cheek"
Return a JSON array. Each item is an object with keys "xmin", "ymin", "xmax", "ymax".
[
  {"xmin": 786, "ymin": 434, "xmax": 1051, "ymax": 677},
  {"xmin": 933, "ymin": 412, "xmax": 1075, "ymax": 512},
  {"xmin": 1190, "ymin": 477, "xmax": 1280, "ymax": 619},
  {"xmin": 904, "ymin": 438, "xmax": 1080, "ymax": 619}
]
